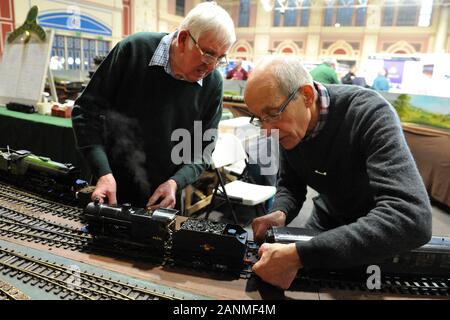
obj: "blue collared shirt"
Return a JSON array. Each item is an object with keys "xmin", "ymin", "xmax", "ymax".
[{"xmin": 148, "ymin": 31, "xmax": 203, "ymax": 86}]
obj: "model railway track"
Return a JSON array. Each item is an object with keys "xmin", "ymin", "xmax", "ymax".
[
  {"xmin": 0, "ymin": 279, "xmax": 30, "ymax": 300},
  {"xmin": 0, "ymin": 182, "xmax": 83, "ymax": 221},
  {"xmin": 0, "ymin": 182, "xmax": 447, "ymax": 298},
  {"xmin": 296, "ymin": 273, "xmax": 450, "ymax": 297},
  {"xmin": 0, "ymin": 247, "xmax": 181, "ymax": 300},
  {"xmin": 382, "ymin": 275, "xmax": 450, "ymax": 296},
  {"xmin": 2, "ymin": 203, "xmax": 448, "ymax": 297},
  {"xmin": 0, "ymin": 206, "xmax": 89, "ymax": 250},
  {"xmin": 0, "ymin": 203, "xmax": 165, "ymax": 260}
]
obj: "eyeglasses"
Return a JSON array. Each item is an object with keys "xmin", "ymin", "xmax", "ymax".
[
  {"xmin": 249, "ymin": 89, "xmax": 298, "ymax": 127},
  {"xmin": 187, "ymin": 31, "xmax": 228, "ymax": 68}
]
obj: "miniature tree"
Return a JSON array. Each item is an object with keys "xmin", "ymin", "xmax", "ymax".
[{"xmin": 393, "ymin": 94, "xmax": 411, "ymax": 118}]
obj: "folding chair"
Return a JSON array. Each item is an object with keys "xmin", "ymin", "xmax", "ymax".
[{"xmin": 205, "ymin": 133, "xmax": 276, "ymax": 225}]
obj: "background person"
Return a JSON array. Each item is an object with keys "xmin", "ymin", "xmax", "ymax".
[
  {"xmin": 309, "ymin": 57, "xmax": 339, "ymax": 84},
  {"xmin": 372, "ymin": 68, "xmax": 390, "ymax": 91},
  {"xmin": 226, "ymin": 59, "xmax": 248, "ymax": 80}
]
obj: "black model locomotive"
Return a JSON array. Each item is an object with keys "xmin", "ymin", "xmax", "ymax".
[
  {"xmin": 0, "ymin": 148, "xmax": 88, "ymax": 202},
  {"xmin": 83, "ymin": 201, "xmax": 177, "ymax": 256},
  {"xmin": 172, "ymin": 218, "xmax": 248, "ymax": 270},
  {"xmin": 83, "ymin": 201, "xmax": 249, "ymax": 270}
]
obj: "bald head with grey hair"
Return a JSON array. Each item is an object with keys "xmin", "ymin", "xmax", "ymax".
[
  {"xmin": 248, "ymin": 55, "xmax": 314, "ymax": 97},
  {"xmin": 179, "ymin": 1, "xmax": 236, "ymax": 50},
  {"xmin": 245, "ymin": 55, "xmax": 320, "ymax": 150}
]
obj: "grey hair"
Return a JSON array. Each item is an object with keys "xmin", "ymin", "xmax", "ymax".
[
  {"xmin": 322, "ymin": 57, "xmax": 337, "ymax": 67},
  {"xmin": 256, "ymin": 55, "xmax": 313, "ymax": 96},
  {"xmin": 179, "ymin": 2, "xmax": 236, "ymax": 49}
]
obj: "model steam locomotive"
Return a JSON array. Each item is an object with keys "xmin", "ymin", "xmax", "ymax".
[
  {"xmin": 83, "ymin": 201, "xmax": 178, "ymax": 256},
  {"xmin": 0, "ymin": 148, "xmax": 88, "ymax": 202},
  {"xmin": 83, "ymin": 201, "xmax": 250, "ymax": 271},
  {"xmin": 83, "ymin": 202, "xmax": 450, "ymax": 279},
  {"xmin": 172, "ymin": 218, "xmax": 249, "ymax": 270}
]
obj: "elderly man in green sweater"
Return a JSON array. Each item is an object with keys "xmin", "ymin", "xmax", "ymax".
[
  {"xmin": 244, "ymin": 55, "xmax": 432, "ymax": 289},
  {"xmin": 72, "ymin": 2, "xmax": 235, "ymax": 209},
  {"xmin": 309, "ymin": 57, "xmax": 340, "ymax": 84}
]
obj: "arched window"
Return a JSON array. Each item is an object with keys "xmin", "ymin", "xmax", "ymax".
[
  {"xmin": 333, "ymin": 48, "xmax": 347, "ymax": 55},
  {"xmin": 230, "ymin": 41, "xmax": 253, "ymax": 60},
  {"xmin": 275, "ymin": 40, "xmax": 300, "ymax": 55}
]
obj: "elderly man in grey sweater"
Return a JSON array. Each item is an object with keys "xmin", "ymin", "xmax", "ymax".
[{"xmin": 244, "ymin": 55, "xmax": 432, "ymax": 289}]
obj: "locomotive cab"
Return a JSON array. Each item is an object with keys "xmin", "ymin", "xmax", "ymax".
[{"xmin": 83, "ymin": 202, "xmax": 177, "ymax": 255}]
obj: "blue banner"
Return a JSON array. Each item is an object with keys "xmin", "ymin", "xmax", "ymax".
[{"xmin": 38, "ymin": 12, "xmax": 112, "ymax": 37}]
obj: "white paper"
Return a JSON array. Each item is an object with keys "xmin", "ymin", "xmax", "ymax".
[{"xmin": 0, "ymin": 31, "xmax": 54, "ymax": 106}]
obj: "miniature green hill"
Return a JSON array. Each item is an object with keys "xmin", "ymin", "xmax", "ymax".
[{"xmin": 393, "ymin": 94, "xmax": 450, "ymax": 131}]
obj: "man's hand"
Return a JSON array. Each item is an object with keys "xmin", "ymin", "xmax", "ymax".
[
  {"xmin": 146, "ymin": 179, "xmax": 178, "ymax": 210},
  {"xmin": 91, "ymin": 173, "xmax": 117, "ymax": 205},
  {"xmin": 252, "ymin": 210, "xmax": 287, "ymax": 243},
  {"xmin": 252, "ymin": 243, "xmax": 303, "ymax": 290}
]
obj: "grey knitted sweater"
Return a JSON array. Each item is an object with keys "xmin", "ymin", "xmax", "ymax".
[{"xmin": 271, "ymin": 85, "xmax": 432, "ymax": 269}]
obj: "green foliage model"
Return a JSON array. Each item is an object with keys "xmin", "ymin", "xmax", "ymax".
[
  {"xmin": 393, "ymin": 94, "xmax": 450, "ymax": 131},
  {"xmin": 7, "ymin": 6, "xmax": 46, "ymax": 44}
]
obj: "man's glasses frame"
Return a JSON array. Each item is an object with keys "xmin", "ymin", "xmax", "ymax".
[
  {"xmin": 249, "ymin": 89, "xmax": 298, "ymax": 127},
  {"xmin": 187, "ymin": 31, "xmax": 228, "ymax": 68}
]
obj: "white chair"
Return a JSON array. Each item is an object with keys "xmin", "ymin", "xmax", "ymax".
[{"xmin": 205, "ymin": 133, "xmax": 276, "ymax": 225}]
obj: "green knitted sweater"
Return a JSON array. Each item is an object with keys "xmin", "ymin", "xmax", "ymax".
[{"xmin": 72, "ymin": 32, "xmax": 223, "ymax": 205}]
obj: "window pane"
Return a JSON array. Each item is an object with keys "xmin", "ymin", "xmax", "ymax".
[
  {"xmin": 176, "ymin": 0, "xmax": 185, "ymax": 16},
  {"xmin": 50, "ymin": 35, "xmax": 65, "ymax": 70},
  {"xmin": 57, "ymin": 35, "xmax": 64, "ymax": 48},
  {"xmin": 284, "ymin": 0, "xmax": 297, "ymax": 26},
  {"xmin": 324, "ymin": 7, "xmax": 334, "ymax": 26},
  {"xmin": 273, "ymin": 0, "xmax": 281, "ymax": 26},
  {"xmin": 66, "ymin": 37, "xmax": 74, "ymax": 70},
  {"xmin": 355, "ymin": 7, "xmax": 366, "ymax": 26},
  {"xmin": 67, "ymin": 37, "xmax": 74, "ymax": 49},
  {"xmin": 97, "ymin": 40, "xmax": 110, "ymax": 57},
  {"xmin": 74, "ymin": 37, "xmax": 81, "ymax": 70},
  {"xmin": 336, "ymin": 0, "xmax": 354, "ymax": 26},
  {"xmin": 82, "ymin": 39, "xmax": 95, "ymax": 71},
  {"xmin": 300, "ymin": 0, "xmax": 311, "ymax": 26},
  {"xmin": 397, "ymin": 1, "xmax": 419, "ymax": 26},
  {"xmin": 382, "ymin": 2, "xmax": 394, "ymax": 26},
  {"xmin": 238, "ymin": 0, "xmax": 250, "ymax": 27}
]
